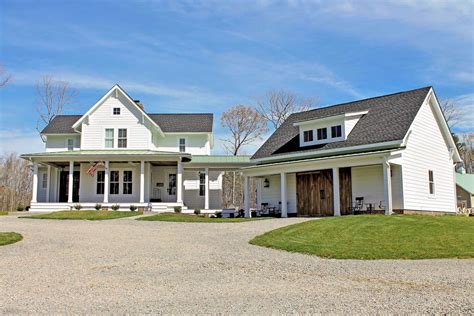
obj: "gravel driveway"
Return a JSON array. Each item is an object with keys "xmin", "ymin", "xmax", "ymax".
[{"xmin": 0, "ymin": 214, "xmax": 473, "ymax": 314}]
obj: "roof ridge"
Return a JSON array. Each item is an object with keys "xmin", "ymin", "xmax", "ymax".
[
  {"xmin": 290, "ymin": 86, "xmax": 432, "ymax": 118},
  {"xmin": 148, "ymin": 113, "xmax": 213, "ymax": 115}
]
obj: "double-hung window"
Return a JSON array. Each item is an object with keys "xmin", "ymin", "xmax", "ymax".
[
  {"xmin": 428, "ymin": 170, "xmax": 435, "ymax": 195},
  {"xmin": 105, "ymin": 129, "xmax": 114, "ymax": 148},
  {"xmin": 110, "ymin": 171, "xmax": 119, "ymax": 194},
  {"xmin": 199, "ymin": 172, "xmax": 205, "ymax": 196},
  {"xmin": 303, "ymin": 130, "xmax": 313, "ymax": 142},
  {"xmin": 67, "ymin": 139, "xmax": 74, "ymax": 151},
  {"xmin": 96, "ymin": 171, "xmax": 105, "ymax": 194},
  {"xmin": 123, "ymin": 171, "xmax": 132, "ymax": 194},
  {"xmin": 179, "ymin": 138, "xmax": 186, "ymax": 153},
  {"xmin": 317, "ymin": 128, "xmax": 327, "ymax": 140},
  {"xmin": 42, "ymin": 173, "xmax": 48, "ymax": 189},
  {"xmin": 118, "ymin": 129, "xmax": 127, "ymax": 148},
  {"xmin": 331, "ymin": 125, "xmax": 342, "ymax": 138}
]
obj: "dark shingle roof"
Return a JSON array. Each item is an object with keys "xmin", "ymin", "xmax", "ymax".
[
  {"xmin": 41, "ymin": 114, "xmax": 213, "ymax": 134},
  {"xmin": 252, "ymin": 87, "xmax": 432, "ymax": 160},
  {"xmin": 148, "ymin": 113, "xmax": 213, "ymax": 133},
  {"xmin": 41, "ymin": 115, "xmax": 81, "ymax": 134}
]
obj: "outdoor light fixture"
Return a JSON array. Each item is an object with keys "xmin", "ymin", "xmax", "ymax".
[{"xmin": 263, "ymin": 178, "xmax": 270, "ymax": 188}]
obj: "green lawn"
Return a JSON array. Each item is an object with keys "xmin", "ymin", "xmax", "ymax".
[
  {"xmin": 20, "ymin": 210, "xmax": 138, "ymax": 220},
  {"xmin": 137, "ymin": 213, "xmax": 270, "ymax": 223},
  {"xmin": 0, "ymin": 211, "xmax": 8, "ymax": 216},
  {"xmin": 0, "ymin": 232, "xmax": 23, "ymax": 246},
  {"xmin": 250, "ymin": 215, "xmax": 474, "ymax": 259}
]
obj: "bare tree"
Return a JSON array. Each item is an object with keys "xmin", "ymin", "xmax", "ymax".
[
  {"xmin": 459, "ymin": 133, "xmax": 474, "ymax": 174},
  {"xmin": 0, "ymin": 153, "xmax": 32, "ymax": 212},
  {"xmin": 36, "ymin": 76, "xmax": 77, "ymax": 134},
  {"xmin": 256, "ymin": 89, "xmax": 318, "ymax": 130},
  {"xmin": 220, "ymin": 105, "xmax": 268, "ymax": 208},
  {"xmin": 0, "ymin": 64, "xmax": 11, "ymax": 88},
  {"xmin": 440, "ymin": 98, "xmax": 461, "ymax": 130},
  {"xmin": 221, "ymin": 105, "xmax": 268, "ymax": 155}
]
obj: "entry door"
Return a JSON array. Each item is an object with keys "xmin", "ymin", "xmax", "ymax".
[
  {"xmin": 59, "ymin": 171, "xmax": 80, "ymax": 202},
  {"xmin": 296, "ymin": 170, "xmax": 333, "ymax": 216}
]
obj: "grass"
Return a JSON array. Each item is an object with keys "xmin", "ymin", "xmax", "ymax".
[
  {"xmin": 250, "ymin": 215, "xmax": 474, "ymax": 260},
  {"xmin": 20, "ymin": 210, "xmax": 139, "ymax": 221},
  {"xmin": 0, "ymin": 211, "xmax": 8, "ymax": 216},
  {"xmin": 137, "ymin": 212, "xmax": 270, "ymax": 223},
  {"xmin": 0, "ymin": 232, "xmax": 23, "ymax": 246}
]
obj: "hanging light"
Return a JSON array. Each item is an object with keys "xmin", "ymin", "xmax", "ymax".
[{"xmin": 263, "ymin": 178, "xmax": 270, "ymax": 188}]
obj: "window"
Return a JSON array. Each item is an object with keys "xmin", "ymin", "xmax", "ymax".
[
  {"xmin": 303, "ymin": 130, "xmax": 313, "ymax": 142},
  {"xmin": 428, "ymin": 170, "xmax": 435, "ymax": 195},
  {"xmin": 168, "ymin": 174, "xmax": 177, "ymax": 195},
  {"xmin": 105, "ymin": 129, "xmax": 114, "ymax": 148},
  {"xmin": 42, "ymin": 173, "xmax": 48, "ymax": 189},
  {"xmin": 331, "ymin": 125, "xmax": 342, "ymax": 138},
  {"xmin": 118, "ymin": 129, "xmax": 127, "ymax": 148},
  {"xmin": 110, "ymin": 171, "xmax": 119, "ymax": 194},
  {"xmin": 113, "ymin": 107, "xmax": 121, "ymax": 115},
  {"xmin": 179, "ymin": 138, "xmax": 186, "ymax": 153},
  {"xmin": 67, "ymin": 139, "xmax": 74, "ymax": 151},
  {"xmin": 123, "ymin": 171, "xmax": 132, "ymax": 194},
  {"xmin": 96, "ymin": 171, "xmax": 105, "ymax": 194},
  {"xmin": 317, "ymin": 128, "xmax": 327, "ymax": 140},
  {"xmin": 199, "ymin": 172, "xmax": 205, "ymax": 196}
]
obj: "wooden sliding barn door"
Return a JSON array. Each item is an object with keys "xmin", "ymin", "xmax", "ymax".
[
  {"xmin": 339, "ymin": 167, "xmax": 352, "ymax": 215},
  {"xmin": 296, "ymin": 170, "xmax": 333, "ymax": 216}
]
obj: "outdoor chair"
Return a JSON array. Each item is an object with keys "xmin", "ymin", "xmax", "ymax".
[{"xmin": 350, "ymin": 197, "xmax": 364, "ymax": 214}]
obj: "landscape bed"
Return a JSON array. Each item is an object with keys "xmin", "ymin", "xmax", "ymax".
[
  {"xmin": 250, "ymin": 215, "xmax": 474, "ymax": 259},
  {"xmin": 0, "ymin": 232, "xmax": 23, "ymax": 246},
  {"xmin": 137, "ymin": 213, "xmax": 270, "ymax": 222},
  {"xmin": 20, "ymin": 210, "xmax": 138, "ymax": 220}
]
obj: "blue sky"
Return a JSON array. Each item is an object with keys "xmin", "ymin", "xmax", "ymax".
[{"xmin": 0, "ymin": 0, "xmax": 473, "ymax": 155}]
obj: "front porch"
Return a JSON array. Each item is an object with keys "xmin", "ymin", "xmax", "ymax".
[{"xmin": 243, "ymin": 150, "xmax": 403, "ymax": 218}]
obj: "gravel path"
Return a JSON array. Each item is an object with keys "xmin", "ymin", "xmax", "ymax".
[{"xmin": 0, "ymin": 214, "xmax": 473, "ymax": 314}]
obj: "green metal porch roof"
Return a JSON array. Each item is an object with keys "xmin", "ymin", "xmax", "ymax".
[
  {"xmin": 456, "ymin": 173, "xmax": 474, "ymax": 194},
  {"xmin": 189, "ymin": 155, "xmax": 251, "ymax": 164},
  {"xmin": 21, "ymin": 150, "xmax": 190, "ymax": 158}
]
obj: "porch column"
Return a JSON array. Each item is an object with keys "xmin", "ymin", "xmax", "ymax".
[
  {"xmin": 280, "ymin": 172, "xmax": 288, "ymax": 218},
  {"xmin": 332, "ymin": 167, "xmax": 341, "ymax": 216},
  {"xmin": 244, "ymin": 175, "xmax": 250, "ymax": 217},
  {"xmin": 46, "ymin": 165, "xmax": 51, "ymax": 202},
  {"xmin": 383, "ymin": 161, "xmax": 393, "ymax": 215},
  {"xmin": 140, "ymin": 160, "xmax": 145, "ymax": 203},
  {"xmin": 68, "ymin": 161, "xmax": 74, "ymax": 203},
  {"xmin": 104, "ymin": 161, "xmax": 109, "ymax": 203},
  {"xmin": 31, "ymin": 163, "xmax": 38, "ymax": 203},
  {"xmin": 204, "ymin": 167, "xmax": 210, "ymax": 209},
  {"xmin": 177, "ymin": 160, "xmax": 183, "ymax": 203}
]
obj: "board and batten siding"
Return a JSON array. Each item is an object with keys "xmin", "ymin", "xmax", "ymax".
[
  {"xmin": 80, "ymin": 93, "xmax": 151, "ymax": 150},
  {"xmin": 401, "ymin": 97, "xmax": 456, "ymax": 212},
  {"xmin": 259, "ymin": 174, "xmax": 297, "ymax": 213}
]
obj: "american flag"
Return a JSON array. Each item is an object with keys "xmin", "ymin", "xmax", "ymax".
[{"xmin": 87, "ymin": 162, "xmax": 104, "ymax": 176}]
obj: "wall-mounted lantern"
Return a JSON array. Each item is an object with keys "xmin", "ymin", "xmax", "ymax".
[{"xmin": 263, "ymin": 178, "xmax": 270, "ymax": 188}]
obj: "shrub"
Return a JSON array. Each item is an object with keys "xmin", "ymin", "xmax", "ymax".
[
  {"xmin": 74, "ymin": 203, "xmax": 82, "ymax": 210},
  {"xmin": 130, "ymin": 205, "xmax": 138, "ymax": 211},
  {"xmin": 215, "ymin": 211, "xmax": 222, "ymax": 218},
  {"xmin": 194, "ymin": 209, "xmax": 201, "ymax": 215},
  {"xmin": 111, "ymin": 204, "xmax": 120, "ymax": 211},
  {"xmin": 16, "ymin": 205, "xmax": 24, "ymax": 212},
  {"xmin": 95, "ymin": 203, "xmax": 102, "ymax": 210},
  {"xmin": 25, "ymin": 206, "xmax": 30, "ymax": 211},
  {"xmin": 174, "ymin": 206, "xmax": 182, "ymax": 213}
]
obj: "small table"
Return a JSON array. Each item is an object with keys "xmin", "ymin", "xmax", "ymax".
[{"xmin": 365, "ymin": 203, "xmax": 375, "ymax": 214}]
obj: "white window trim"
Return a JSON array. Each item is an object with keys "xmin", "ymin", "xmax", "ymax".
[
  {"xmin": 123, "ymin": 170, "xmax": 133, "ymax": 195},
  {"xmin": 118, "ymin": 128, "xmax": 128, "ymax": 149},
  {"xmin": 330, "ymin": 125, "xmax": 343, "ymax": 139},
  {"xmin": 104, "ymin": 128, "xmax": 115, "ymax": 149},
  {"xmin": 66, "ymin": 138, "xmax": 74, "ymax": 151},
  {"xmin": 96, "ymin": 170, "xmax": 105, "ymax": 195},
  {"xmin": 41, "ymin": 172, "xmax": 48, "ymax": 189},
  {"xmin": 178, "ymin": 137, "xmax": 187, "ymax": 153},
  {"xmin": 109, "ymin": 170, "xmax": 120, "ymax": 195},
  {"xmin": 112, "ymin": 107, "xmax": 121, "ymax": 115},
  {"xmin": 303, "ymin": 130, "xmax": 314, "ymax": 143},
  {"xmin": 428, "ymin": 170, "xmax": 436, "ymax": 197}
]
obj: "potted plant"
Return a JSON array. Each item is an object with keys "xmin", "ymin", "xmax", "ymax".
[
  {"xmin": 95, "ymin": 203, "xmax": 102, "ymax": 210},
  {"xmin": 74, "ymin": 203, "xmax": 82, "ymax": 210},
  {"xmin": 194, "ymin": 209, "xmax": 201, "ymax": 215},
  {"xmin": 111, "ymin": 204, "xmax": 120, "ymax": 211},
  {"xmin": 174, "ymin": 206, "xmax": 182, "ymax": 213},
  {"xmin": 16, "ymin": 205, "xmax": 24, "ymax": 212},
  {"xmin": 130, "ymin": 205, "xmax": 137, "ymax": 212}
]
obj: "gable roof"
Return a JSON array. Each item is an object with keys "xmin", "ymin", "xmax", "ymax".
[
  {"xmin": 148, "ymin": 113, "xmax": 213, "ymax": 133},
  {"xmin": 456, "ymin": 173, "xmax": 474, "ymax": 194},
  {"xmin": 41, "ymin": 115, "xmax": 81, "ymax": 134},
  {"xmin": 252, "ymin": 86, "xmax": 432, "ymax": 160}
]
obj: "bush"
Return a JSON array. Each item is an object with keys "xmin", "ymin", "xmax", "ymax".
[
  {"xmin": 74, "ymin": 203, "xmax": 82, "ymax": 210},
  {"xmin": 174, "ymin": 206, "xmax": 182, "ymax": 213},
  {"xmin": 111, "ymin": 204, "xmax": 120, "ymax": 211},
  {"xmin": 215, "ymin": 211, "xmax": 222, "ymax": 218},
  {"xmin": 25, "ymin": 206, "xmax": 30, "ymax": 211},
  {"xmin": 194, "ymin": 209, "xmax": 201, "ymax": 215},
  {"xmin": 95, "ymin": 203, "xmax": 102, "ymax": 210},
  {"xmin": 130, "ymin": 205, "xmax": 137, "ymax": 211},
  {"xmin": 16, "ymin": 205, "xmax": 24, "ymax": 212}
]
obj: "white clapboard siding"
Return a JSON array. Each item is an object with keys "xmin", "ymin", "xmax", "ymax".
[
  {"xmin": 259, "ymin": 174, "xmax": 297, "ymax": 213},
  {"xmin": 81, "ymin": 93, "xmax": 151, "ymax": 150},
  {"xmin": 46, "ymin": 135, "xmax": 81, "ymax": 152},
  {"xmin": 153, "ymin": 133, "xmax": 210, "ymax": 155},
  {"xmin": 401, "ymin": 97, "xmax": 456, "ymax": 212}
]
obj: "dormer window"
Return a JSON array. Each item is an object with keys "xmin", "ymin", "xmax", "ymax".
[
  {"xmin": 317, "ymin": 128, "xmax": 327, "ymax": 140},
  {"xmin": 331, "ymin": 125, "xmax": 342, "ymax": 138},
  {"xmin": 303, "ymin": 130, "xmax": 313, "ymax": 142},
  {"xmin": 113, "ymin": 107, "xmax": 121, "ymax": 115}
]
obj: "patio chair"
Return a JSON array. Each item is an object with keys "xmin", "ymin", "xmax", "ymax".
[{"xmin": 350, "ymin": 197, "xmax": 364, "ymax": 214}]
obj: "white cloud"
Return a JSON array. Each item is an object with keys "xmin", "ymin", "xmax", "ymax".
[{"xmin": 0, "ymin": 129, "xmax": 45, "ymax": 155}]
